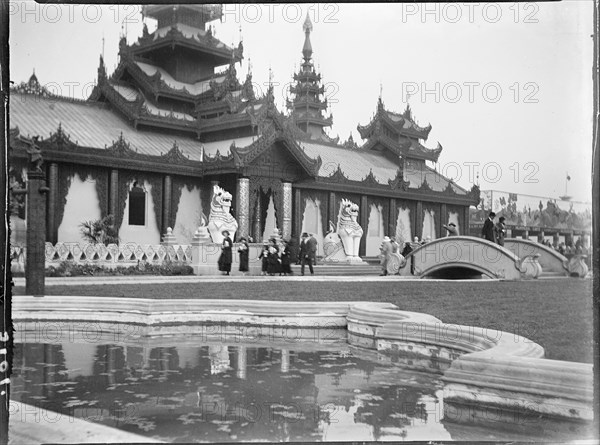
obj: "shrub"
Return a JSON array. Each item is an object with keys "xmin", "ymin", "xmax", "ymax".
[{"xmin": 45, "ymin": 260, "xmax": 193, "ymax": 277}]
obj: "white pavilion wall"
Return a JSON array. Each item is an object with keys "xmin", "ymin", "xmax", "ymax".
[
  {"xmin": 395, "ymin": 207, "xmax": 412, "ymax": 245},
  {"xmin": 173, "ymin": 185, "xmax": 203, "ymax": 244},
  {"xmin": 422, "ymin": 209, "xmax": 437, "ymax": 241},
  {"xmin": 119, "ymin": 179, "xmax": 161, "ymax": 245},
  {"xmin": 300, "ymin": 197, "xmax": 324, "ymax": 257},
  {"xmin": 262, "ymin": 195, "xmax": 278, "ymax": 242},
  {"xmin": 448, "ymin": 211, "xmax": 460, "ymax": 236},
  {"xmin": 366, "ymin": 203, "xmax": 385, "ymax": 256},
  {"xmin": 57, "ymin": 173, "xmax": 102, "ymax": 243}
]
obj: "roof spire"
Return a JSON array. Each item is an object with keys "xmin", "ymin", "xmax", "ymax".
[
  {"xmin": 267, "ymin": 65, "xmax": 274, "ymax": 102},
  {"xmin": 302, "ymin": 12, "xmax": 313, "ymax": 61}
]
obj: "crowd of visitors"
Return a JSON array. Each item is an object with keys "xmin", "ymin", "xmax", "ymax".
[
  {"xmin": 217, "ymin": 230, "xmax": 318, "ymax": 276},
  {"xmin": 481, "ymin": 211, "xmax": 590, "ymax": 258}
]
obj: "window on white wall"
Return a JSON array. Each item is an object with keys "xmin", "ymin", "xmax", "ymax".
[{"xmin": 128, "ymin": 181, "xmax": 146, "ymax": 226}]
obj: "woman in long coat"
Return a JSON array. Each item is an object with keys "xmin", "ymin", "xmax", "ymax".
[
  {"xmin": 280, "ymin": 240, "xmax": 293, "ymax": 276},
  {"xmin": 218, "ymin": 230, "xmax": 233, "ymax": 275},
  {"xmin": 258, "ymin": 243, "xmax": 269, "ymax": 276},
  {"xmin": 238, "ymin": 237, "xmax": 249, "ymax": 274},
  {"xmin": 266, "ymin": 239, "xmax": 281, "ymax": 276}
]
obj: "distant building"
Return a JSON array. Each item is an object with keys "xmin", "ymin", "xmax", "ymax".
[
  {"xmin": 469, "ymin": 190, "xmax": 591, "ymax": 245},
  {"xmin": 9, "ymin": 4, "xmax": 479, "ymax": 256}
]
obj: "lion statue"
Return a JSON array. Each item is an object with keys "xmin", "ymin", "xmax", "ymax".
[
  {"xmin": 207, "ymin": 185, "xmax": 238, "ymax": 244},
  {"xmin": 337, "ymin": 199, "xmax": 363, "ymax": 258}
]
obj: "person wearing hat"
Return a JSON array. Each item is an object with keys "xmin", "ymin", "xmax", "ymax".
[
  {"xmin": 481, "ymin": 211, "xmax": 496, "ymax": 242},
  {"xmin": 237, "ymin": 237, "xmax": 249, "ymax": 275},
  {"xmin": 379, "ymin": 236, "xmax": 392, "ymax": 276},
  {"xmin": 443, "ymin": 222, "xmax": 459, "ymax": 237},
  {"xmin": 217, "ymin": 230, "xmax": 233, "ymax": 275},
  {"xmin": 258, "ymin": 242, "xmax": 269, "ymax": 276},
  {"xmin": 299, "ymin": 232, "xmax": 314, "ymax": 276},
  {"xmin": 495, "ymin": 216, "xmax": 507, "ymax": 246}
]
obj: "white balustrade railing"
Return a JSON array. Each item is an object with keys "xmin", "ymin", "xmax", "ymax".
[{"xmin": 11, "ymin": 242, "xmax": 193, "ymax": 271}]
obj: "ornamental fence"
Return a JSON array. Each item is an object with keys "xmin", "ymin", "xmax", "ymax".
[{"xmin": 11, "ymin": 242, "xmax": 193, "ymax": 272}]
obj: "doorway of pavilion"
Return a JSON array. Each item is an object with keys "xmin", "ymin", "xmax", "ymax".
[
  {"xmin": 300, "ymin": 197, "xmax": 324, "ymax": 257},
  {"xmin": 250, "ymin": 183, "xmax": 283, "ymax": 243}
]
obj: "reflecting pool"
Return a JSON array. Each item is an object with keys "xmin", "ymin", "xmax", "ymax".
[{"xmin": 11, "ymin": 328, "xmax": 593, "ymax": 442}]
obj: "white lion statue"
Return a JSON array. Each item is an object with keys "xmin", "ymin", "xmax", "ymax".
[
  {"xmin": 208, "ymin": 185, "xmax": 238, "ymax": 244},
  {"xmin": 337, "ymin": 199, "xmax": 363, "ymax": 258}
]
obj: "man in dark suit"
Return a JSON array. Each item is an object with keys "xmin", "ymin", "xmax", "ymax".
[
  {"xmin": 307, "ymin": 233, "xmax": 318, "ymax": 266},
  {"xmin": 299, "ymin": 232, "xmax": 315, "ymax": 276},
  {"xmin": 481, "ymin": 212, "xmax": 496, "ymax": 242}
]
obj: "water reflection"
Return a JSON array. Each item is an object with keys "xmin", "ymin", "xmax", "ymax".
[
  {"xmin": 12, "ymin": 337, "xmax": 450, "ymax": 442},
  {"xmin": 12, "ymin": 331, "xmax": 588, "ymax": 442}
]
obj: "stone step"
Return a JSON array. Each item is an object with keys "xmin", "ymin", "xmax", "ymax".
[{"xmin": 289, "ymin": 264, "xmax": 382, "ymax": 276}]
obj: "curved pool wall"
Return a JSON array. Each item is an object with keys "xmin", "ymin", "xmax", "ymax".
[{"xmin": 12, "ymin": 296, "xmax": 593, "ymax": 423}]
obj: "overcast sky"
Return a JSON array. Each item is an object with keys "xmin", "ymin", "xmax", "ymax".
[{"xmin": 9, "ymin": 1, "xmax": 594, "ymax": 202}]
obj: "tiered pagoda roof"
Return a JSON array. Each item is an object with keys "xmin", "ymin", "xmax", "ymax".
[
  {"xmin": 89, "ymin": 3, "xmax": 255, "ymax": 140},
  {"xmin": 286, "ymin": 14, "xmax": 335, "ymax": 143},
  {"xmin": 357, "ymin": 97, "xmax": 441, "ymax": 162},
  {"xmin": 8, "ymin": 3, "xmax": 478, "ymax": 206}
]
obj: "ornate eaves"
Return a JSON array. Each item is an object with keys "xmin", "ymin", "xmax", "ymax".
[
  {"xmin": 388, "ymin": 167, "xmax": 410, "ymax": 191},
  {"xmin": 361, "ymin": 169, "xmax": 380, "ymax": 186}
]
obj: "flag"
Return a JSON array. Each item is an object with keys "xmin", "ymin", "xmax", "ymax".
[{"xmin": 566, "ymin": 173, "xmax": 571, "ymax": 181}]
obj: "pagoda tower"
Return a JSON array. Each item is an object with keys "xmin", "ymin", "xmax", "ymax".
[
  {"xmin": 90, "ymin": 4, "xmax": 256, "ymax": 141},
  {"xmin": 287, "ymin": 14, "xmax": 333, "ymax": 142}
]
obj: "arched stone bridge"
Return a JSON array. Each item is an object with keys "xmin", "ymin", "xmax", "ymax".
[
  {"xmin": 397, "ymin": 236, "xmax": 541, "ymax": 280},
  {"xmin": 504, "ymin": 238, "xmax": 588, "ymax": 277}
]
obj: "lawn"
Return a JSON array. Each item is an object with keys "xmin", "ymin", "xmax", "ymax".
[{"xmin": 12, "ymin": 278, "xmax": 595, "ymax": 364}]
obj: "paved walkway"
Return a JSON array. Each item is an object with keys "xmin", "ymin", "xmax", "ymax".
[{"xmin": 11, "ymin": 274, "xmax": 505, "ymax": 287}]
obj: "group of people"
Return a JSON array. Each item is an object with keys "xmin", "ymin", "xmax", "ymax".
[
  {"xmin": 481, "ymin": 212, "xmax": 507, "ymax": 246},
  {"xmin": 216, "ymin": 231, "xmax": 318, "ymax": 276},
  {"xmin": 545, "ymin": 237, "xmax": 588, "ymax": 257}
]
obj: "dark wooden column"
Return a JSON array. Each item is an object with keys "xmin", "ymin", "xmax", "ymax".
[
  {"xmin": 440, "ymin": 203, "xmax": 447, "ymax": 238},
  {"xmin": 46, "ymin": 163, "xmax": 59, "ymax": 243},
  {"xmin": 162, "ymin": 174, "xmax": 172, "ymax": 235},
  {"xmin": 359, "ymin": 195, "xmax": 368, "ymax": 257},
  {"xmin": 293, "ymin": 188, "xmax": 302, "ymax": 238},
  {"xmin": 389, "ymin": 198, "xmax": 397, "ymax": 238},
  {"xmin": 25, "ymin": 170, "xmax": 48, "ymax": 295},
  {"xmin": 328, "ymin": 192, "xmax": 336, "ymax": 229},
  {"xmin": 415, "ymin": 201, "xmax": 423, "ymax": 241},
  {"xmin": 109, "ymin": 169, "xmax": 119, "ymax": 218},
  {"xmin": 253, "ymin": 193, "xmax": 262, "ymax": 242},
  {"xmin": 463, "ymin": 206, "xmax": 470, "ymax": 236}
]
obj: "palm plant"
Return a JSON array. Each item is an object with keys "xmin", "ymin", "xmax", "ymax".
[{"xmin": 79, "ymin": 214, "xmax": 119, "ymax": 245}]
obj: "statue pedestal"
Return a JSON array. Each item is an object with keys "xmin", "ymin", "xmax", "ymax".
[
  {"xmin": 322, "ymin": 233, "xmax": 367, "ymax": 265},
  {"xmin": 161, "ymin": 227, "xmax": 178, "ymax": 246},
  {"xmin": 191, "ymin": 242, "xmax": 264, "ymax": 276},
  {"xmin": 567, "ymin": 255, "xmax": 589, "ymax": 278}
]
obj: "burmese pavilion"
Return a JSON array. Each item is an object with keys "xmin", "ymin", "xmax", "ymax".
[{"xmin": 9, "ymin": 4, "xmax": 479, "ymax": 257}]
